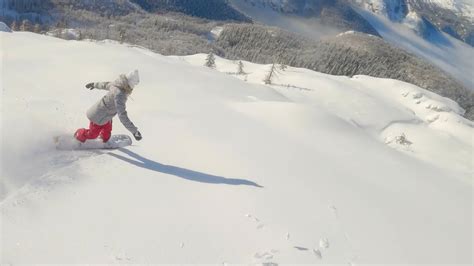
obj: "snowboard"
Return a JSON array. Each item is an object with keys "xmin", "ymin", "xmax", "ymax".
[{"xmin": 54, "ymin": 134, "xmax": 132, "ymax": 150}]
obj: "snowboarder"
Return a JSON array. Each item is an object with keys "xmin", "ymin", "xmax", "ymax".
[{"xmin": 75, "ymin": 70, "xmax": 142, "ymax": 143}]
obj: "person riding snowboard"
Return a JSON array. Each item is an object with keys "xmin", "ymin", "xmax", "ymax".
[{"xmin": 75, "ymin": 70, "xmax": 142, "ymax": 143}]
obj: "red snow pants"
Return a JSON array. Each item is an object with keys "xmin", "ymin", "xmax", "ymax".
[{"xmin": 75, "ymin": 121, "xmax": 112, "ymax": 143}]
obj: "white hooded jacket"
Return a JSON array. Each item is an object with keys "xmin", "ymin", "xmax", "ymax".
[{"xmin": 86, "ymin": 71, "xmax": 139, "ymax": 134}]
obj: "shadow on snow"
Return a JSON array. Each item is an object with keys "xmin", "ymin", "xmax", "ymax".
[{"xmin": 107, "ymin": 148, "xmax": 263, "ymax": 188}]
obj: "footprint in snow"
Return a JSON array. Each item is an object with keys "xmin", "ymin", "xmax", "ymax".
[
  {"xmin": 312, "ymin": 248, "xmax": 322, "ymax": 259},
  {"xmin": 412, "ymin": 92, "xmax": 423, "ymax": 99},
  {"xmin": 328, "ymin": 205, "xmax": 338, "ymax": 217},
  {"xmin": 254, "ymin": 251, "xmax": 273, "ymax": 260},
  {"xmin": 113, "ymin": 254, "xmax": 131, "ymax": 262},
  {"xmin": 254, "ymin": 249, "xmax": 279, "ymax": 260},
  {"xmin": 245, "ymin": 213, "xmax": 261, "ymax": 224},
  {"xmin": 319, "ymin": 238, "xmax": 330, "ymax": 249},
  {"xmin": 105, "ymin": 246, "xmax": 132, "ymax": 262},
  {"xmin": 245, "ymin": 214, "xmax": 265, "ymax": 230}
]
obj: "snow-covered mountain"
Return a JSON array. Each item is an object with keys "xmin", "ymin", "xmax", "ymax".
[
  {"xmin": 355, "ymin": 0, "xmax": 474, "ymax": 22},
  {"xmin": 430, "ymin": 0, "xmax": 474, "ymax": 19},
  {"xmin": 229, "ymin": 0, "xmax": 474, "ymax": 46},
  {"xmin": 2, "ymin": 0, "xmax": 473, "ymax": 46},
  {"xmin": 229, "ymin": 0, "xmax": 381, "ymax": 36},
  {"xmin": 228, "ymin": 0, "xmax": 474, "ymax": 96},
  {"xmin": 353, "ymin": 0, "xmax": 409, "ymax": 21},
  {"xmin": 352, "ymin": 0, "xmax": 474, "ymax": 45},
  {"xmin": 1, "ymin": 30, "xmax": 472, "ymax": 264}
]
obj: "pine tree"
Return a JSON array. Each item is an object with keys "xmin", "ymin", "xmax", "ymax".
[
  {"xmin": 264, "ymin": 63, "xmax": 278, "ymax": 85},
  {"xmin": 20, "ymin": 20, "xmax": 31, "ymax": 32},
  {"xmin": 205, "ymin": 52, "xmax": 216, "ymax": 68},
  {"xmin": 237, "ymin": 60, "xmax": 245, "ymax": 75},
  {"xmin": 10, "ymin": 21, "xmax": 18, "ymax": 31},
  {"xmin": 119, "ymin": 28, "xmax": 126, "ymax": 44},
  {"xmin": 33, "ymin": 23, "xmax": 41, "ymax": 33}
]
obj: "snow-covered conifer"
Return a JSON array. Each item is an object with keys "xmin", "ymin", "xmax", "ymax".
[
  {"xmin": 205, "ymin": 52, "xmax": 216, "ymax": 68},
  {"xmin": 237, "ymin": 60, "xmax": 245, "ymax": 75},
  {"xmin": 264, "ymin": 63, "xmax": 277, "ymax": 84},
  {"xmin": 10, "ymin": 21, "xmax": 18, "ymax": 31},
  {"xmin": 20, "ymin": 20, "xmax": 31, "ymax": 32}
]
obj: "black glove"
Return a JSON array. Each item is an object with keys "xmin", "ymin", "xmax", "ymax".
[
  {"xmin": 133, "ymin": 131, "xmax": 142, "ymax": 141},
  {"xmin": 85, "ymin": 82, "xmax": 95, "ymax": 90}
]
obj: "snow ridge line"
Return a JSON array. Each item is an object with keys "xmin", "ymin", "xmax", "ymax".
[{"xmin": 379, "ymin": 117, "xmax": 423, "ymax": 132}]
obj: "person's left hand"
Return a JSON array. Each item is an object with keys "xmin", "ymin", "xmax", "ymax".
[{"xmin": 133, "ymin": 131, "xmax": 142, "ymax": 141}]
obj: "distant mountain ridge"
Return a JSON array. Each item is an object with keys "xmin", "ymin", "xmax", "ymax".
[
  {"xmin": 3, "ymin": 0, "xmax": 472, "ymax": 46},
  {"xmin": 230, "ymin": 0, "xmax": 474, "ymax": 46},
  {"xmin": 229, "ymin": 0, "xmax": 381, "ymax": 36},
  {"xmin": 352, "ymin": 0, "xmax": 474, "ymax": 46}
]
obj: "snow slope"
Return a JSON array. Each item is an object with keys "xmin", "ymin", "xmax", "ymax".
[{"xmin": 1, "ymin": 32, "xmax": 472, "ymax": 264}]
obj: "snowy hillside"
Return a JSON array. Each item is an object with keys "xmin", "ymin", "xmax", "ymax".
[{"xmin": 1, "ymin": 32, "xmax": 472, "ymax": 264}]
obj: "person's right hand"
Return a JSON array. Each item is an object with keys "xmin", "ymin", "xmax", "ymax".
[{"xmin": 85, "ymin": 83, "xmax": 94, "ymax": 90}]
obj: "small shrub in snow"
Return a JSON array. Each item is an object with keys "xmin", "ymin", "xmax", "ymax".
[
  {"xmin": 20, "ymin": 19, "xmax": 32, "ymax": 31},
  {"xmin": 10, "ymin": 21, "xmax": 18, "ymax": 31},
  {"xmin": 385, "ymin": 133, "xmax": 413, "ymax": 147},
  {"xmin": 33, "ymin": 23, "xmax": 41, "ymax": 33},
  {"xmin": 395, "ymin": 134, "xmax": 412, "ymax": 146},
  {"xmin": 119, "ymin": 28, "xmax": 126, "ymax": 44},
  {"xmin": 237, "ymin": 60, "xmax": 245, "ymax": 75},
  {"xmin": 205, "ymin": 52, "xmax": 216, "ymax": 68}
]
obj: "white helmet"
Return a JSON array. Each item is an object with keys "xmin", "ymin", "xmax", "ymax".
[{"xmin": 126, "ymin": 69, "xmax": 140, "ymax": 88}]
